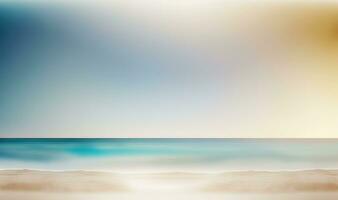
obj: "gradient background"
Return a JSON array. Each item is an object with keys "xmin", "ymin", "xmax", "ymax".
[{"xmin": 1, "ymin": 1, "xmax": 338, "ymax": 137}]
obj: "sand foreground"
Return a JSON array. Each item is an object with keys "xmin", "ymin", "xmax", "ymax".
[{"xmin": 0, "ymin": 169, "xmax": 337, "ymax": 200}]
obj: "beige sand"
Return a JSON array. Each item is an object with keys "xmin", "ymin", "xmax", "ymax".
[{"xmin": 0, "ymin": 169, "xmax": 337, "ymax": 200}]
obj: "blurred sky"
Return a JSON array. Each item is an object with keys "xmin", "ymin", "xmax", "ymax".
[
  {"xmin": 0, "ymin": 139, "xmax": 337, "ymax": 171},
  {"xmin": 1, "ymin": 1, "xmax": 338, "ymax": 137}
]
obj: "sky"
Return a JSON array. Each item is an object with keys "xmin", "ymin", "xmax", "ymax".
[
  {"xmin": 1, "ymin": 1, "xmax": 338, "ymax": 137},
  {"xmin": 0, "ymin": 139, "xmax": 337, "ymax": 171}
]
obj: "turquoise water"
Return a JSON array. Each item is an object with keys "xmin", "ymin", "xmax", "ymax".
[{"xmin": 0, "ymin": 139, "xmax": 337, "ymax": 170}]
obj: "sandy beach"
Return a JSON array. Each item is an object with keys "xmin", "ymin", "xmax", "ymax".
[
  {"xmin": 1, "ymin": 191, "xmax": 338, "ymax": 200},
  {"xmin": 0, "ymin": 169, "xmax": 337, "ymax": 200}
]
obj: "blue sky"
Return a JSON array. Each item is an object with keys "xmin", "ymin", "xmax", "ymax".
[
  {"xmin": 0, "ymin": 139, "xmax": 337, "ymax": 171},
  {"xmin": 0, "ymin": 3, "xmax": 232, "ymax": 137}
]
